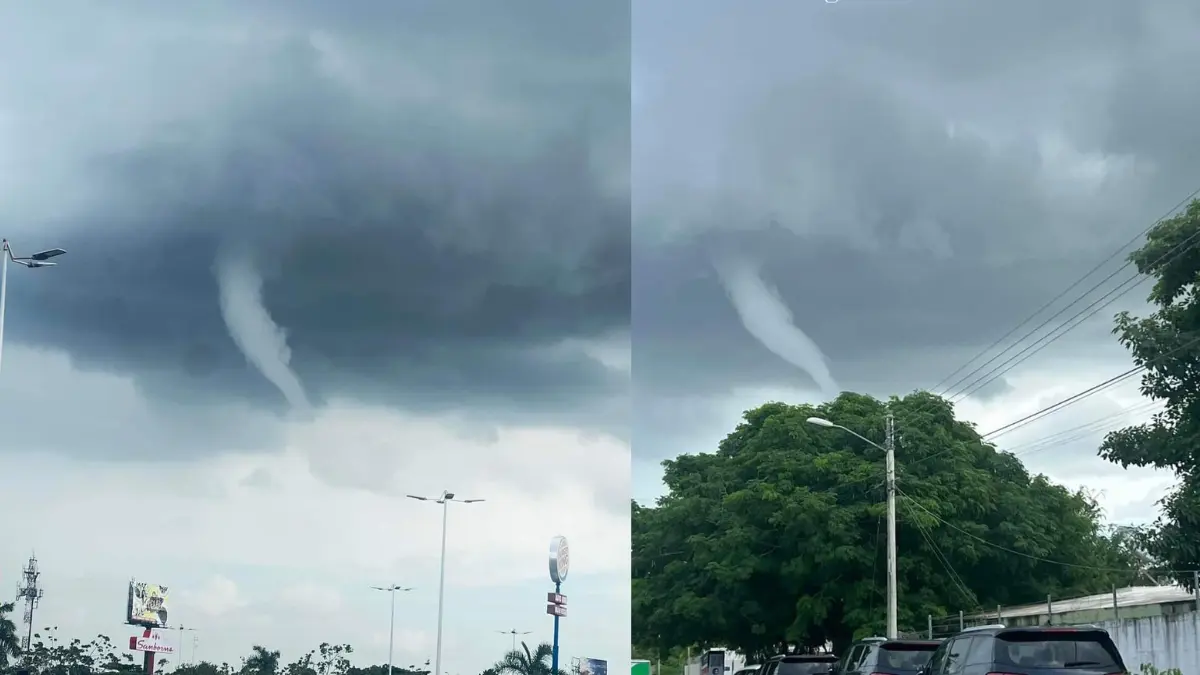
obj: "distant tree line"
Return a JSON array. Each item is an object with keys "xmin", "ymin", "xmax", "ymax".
[{"xmin": 0, "ymin": 611, "xmax": 564, "ymax": 675}]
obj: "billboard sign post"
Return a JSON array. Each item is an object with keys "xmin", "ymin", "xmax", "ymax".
[
  {"xmin": 547, "ymin": 536, "xmax": 570, "ymax": 675},
  {"xmin": 581, "ymin": 658, "xmax": 608, "ymax": 675},
  {"xmin": 127, "ymin": 580, "xmax": 170, "ymax": 675}
]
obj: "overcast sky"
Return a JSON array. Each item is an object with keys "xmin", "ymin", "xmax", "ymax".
[
  {"xmin": 631, "ymin": 0, "xmax": 1196, "ymax": 524},
  {"xmin": 0, "ymin": 2, "xmax": 628, "ymax": 673}
]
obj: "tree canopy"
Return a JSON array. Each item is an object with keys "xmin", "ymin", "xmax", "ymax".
[
  {"xmin": 0, "ymin": 611, "xmax": 561, "ymax": 675},
  {"xmin": 0, "ymin": 610, "xmax": 571, "ymax": 675},
  {"xmin": 1102, "ymin": 198, "xmax": 1200, "ymax": 585},
  {"xmin": 632, "ymin": 391, "xmax": 1138, "ymax": 658}
]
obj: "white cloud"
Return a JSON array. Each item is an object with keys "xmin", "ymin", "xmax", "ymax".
[
  {"xmin": 182, "ymin": 576, "xmax": 249, "ymax": 618},
  {"xmin": 280, "ymin": 582, "xmax": 344, "ymax": 615},
  {"xmin": 0, "ymin": 344, "xmax": 629, "ymax": 674}
]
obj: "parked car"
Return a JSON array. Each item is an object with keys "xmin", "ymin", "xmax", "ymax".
[
  {"xmin": 733, "ymin": 666, "xmax": 761, "ymax": 675},
  {"xmin": 917, "ymin": 624, "xmax": 1128, "ymax": 675},
  {"xmin": 759, "ymin": 653, "xmax": 839, "ymax": 675},
  {"xmin": 835, "ymin": 637, "xmax": 941, "ymax": 675}
]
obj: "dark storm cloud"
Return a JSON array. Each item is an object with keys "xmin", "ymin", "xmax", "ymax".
[
  {"xmin": 631, "ymin": 0, "xmax": 1200, "ymax": 461},
  {"xmin": 0, "ymin": 1, "xmax": 630, "ymax": 439}
]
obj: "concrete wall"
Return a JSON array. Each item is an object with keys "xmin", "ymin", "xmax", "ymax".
[{"xmin": 1096, "ymin": 613, "xmax": 1200, "ymax": 673}]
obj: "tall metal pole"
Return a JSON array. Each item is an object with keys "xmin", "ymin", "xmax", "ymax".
[
  {"xmin": 1, "ymin": 244, "xmax": 9, "ymax": 375},
  {"xmin": 388, "ymin": 588, "xmax": 396, "ymax": 675},
  {"xmin": 885, "ymin": 412, "xmax": 898, "ymax": 639},
  {"xmin": 434, "ymin": 499, "xmax": 449, "ymax": 675},
  {"xmin": 551, "ymin": 580, "xmax": 562, "ymax": 675}
]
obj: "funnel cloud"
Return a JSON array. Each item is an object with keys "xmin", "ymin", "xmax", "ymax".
[
  {"xmin": 714, "ymin": 254, "xmax": 839, "ymax": 397},
  {"xmin": 215, "ymin": 244, "xmax": 312, "ymax": 415}
]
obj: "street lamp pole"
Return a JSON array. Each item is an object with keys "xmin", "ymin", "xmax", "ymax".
[
  {"xmin": 176, "ymin": 626, "xmax": 198, "ymax": 666},
  {"xmin": 371, "ymin": 584, "xmax": 413, "ymax": 675},
  {"xmin": 407, "ymin": 491, "xmax": 484, "ymax": 675},
  {"xmin": 0, "ymin": 239, "xmax": 67, "ymax": 375},
  {"xmin": 496, "ymin": 629, "xmax": 531, "ymax": 652},
  {"xmin": 808, "ymin": 413, "xmax": 898, "ymax": 638}
]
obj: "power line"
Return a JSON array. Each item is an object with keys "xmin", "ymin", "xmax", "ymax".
[
  {"xmin": 900, "ymin": 496, "xmax": 978, "ymax": 608},
  {"xmin": 870, "ymin": 509, "xmax": 884, "ymax": 620},
  {"xmin": 1006, "ymin": 400, "xmax": 1163, "ymax": 458},
  {"xmin": 898, "ymin": 488, "xmax": 1192, "ymax": 574},
  {"xmin": 932, "ymin": 184, "xmax": 1200, "ymax": 397},
  {"xmin": 979, "ymin": 329, "xmax": 1200, "ymax": 441},
  {"xmin": 900, "ymin": 399, "xmax": 1160, "ymax": 473},
  {"xmin": 981, "ymin": 367, "xmax": 1144, "ymax": 441},
  {"xmin": 948, "ymin": 223, "xmax": 1200, "ymax": 402}
]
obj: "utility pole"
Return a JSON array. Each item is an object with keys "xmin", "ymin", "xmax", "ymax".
[
  {"xmin": 15, "ymin": 554, "xmax": 45, "ymax": 651},
  {"xmin": 885, "ymin": 412, "xmax": 898, "ymax": 639}
]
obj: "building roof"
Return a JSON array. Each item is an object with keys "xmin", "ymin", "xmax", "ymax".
[{"xmin": 969, "ymin": 585, "xmax": 1195, "ymax": 620}]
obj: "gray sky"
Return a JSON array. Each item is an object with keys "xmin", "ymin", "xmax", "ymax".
[
  {"xmin": 632, "ymin": 0, "xmax": 1195, "ymax": 522},
  {"xmin": 0, "ymin": 2, "xmax": 629, "ymax": 672}
]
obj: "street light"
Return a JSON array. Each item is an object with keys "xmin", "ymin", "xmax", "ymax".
[
  {"xmin": 496, "ymin": 628, "xmax": 531, "ymax": 653},
  {"xmin": 0, "ymin": 239, "xmax": 66, "ymax": 374},
  {"xmin": 407, "ymin": 490, "xmax": 484, "ymax": 675},
  {"xmin": 175, "ymin": 626, "xmax": 198, "ymax": 666},
  {"xmin": 372, "ymin": 584, "xmax": 414, "ymax": 675},
  {"xmin": 807, "ymin": 414, "xmax": 898, "ymax": 639}
]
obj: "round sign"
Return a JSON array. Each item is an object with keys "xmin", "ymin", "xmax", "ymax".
[{"xmin": 548, "ymin": 535, "xmax": 570, "ymax": 583}]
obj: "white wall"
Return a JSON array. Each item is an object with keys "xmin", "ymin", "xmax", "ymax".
[{"xmin": 1098, "ymin": 612, "xmax": 1200, "ymax": 673}]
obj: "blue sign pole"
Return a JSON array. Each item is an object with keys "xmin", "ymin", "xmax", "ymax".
[{"xmin": 551, "ymin": 581, "xmax": 561, "ymax": 674}]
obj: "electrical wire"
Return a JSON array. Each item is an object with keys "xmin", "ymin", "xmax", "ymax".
[
  {"xmin": 1006, "ymin": 400, "xmax": 1163, "ymax": 458},
  {"xmin": 978, "ymin": 329, "xmax": 1200, "ymax": 441},
  {"xmin": 898, "ymin": 486, "xmax": 1196, "ymax": 574},
  {"xmin": 932, "ymin": 184, "xmax": 1200, "ymax": 397},
  {"xmin": 899, "ymin": 398, "xmax": 1160, "ymax": 473},
  {"xmin": 869, "ymin": 510, "xmax": 884, "ymax": 620},
  {"xmin": 947, "ymin": 224, "xmax": 1200, "ymax": 402},
  {"xmin": 900, "ymin": 495, "xmax": 979, "ymax": 608}
]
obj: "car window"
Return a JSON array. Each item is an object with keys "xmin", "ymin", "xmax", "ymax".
[
  {"xmin": 777, "ymin": 659, "xmax": 837, "ymax": 675},
  {"xmin": 876, "ymin": 643, "xmax": 938, "ymax": 672},
  {"xmin": 965, "ymin": 635, "xmax": 992, "ymax": 665},
  {"xmin": 944, "ymin": 638, "xmax": 970, "ymax": 675},
  {"xmin": 994, "ymin": 630, "xmax": 1123, "ymax": 670},
  {"xmin": 842, "ymin": 646, "xmax": 864, "ymax": 672},
  {"xmin": 860, "ymin": 645, "xmax": 879, "ymax": 669},
  {"xmin": 926, "ymin": 642, "xmax": 950, "ymax": 675}
]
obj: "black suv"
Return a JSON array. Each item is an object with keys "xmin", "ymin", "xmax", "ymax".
[
  {"xmin": 759, "ymin": 653, "xmax": 839, "ymax": 675},
  {"xmin": 917, "ymin": 625, "xmax": 1128, "ymax": 675},
  {"xmin": 835, "ymin": 637, "xmax": 941, "ymax": 675}
]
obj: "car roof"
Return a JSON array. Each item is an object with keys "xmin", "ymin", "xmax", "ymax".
[
  {"xmin": 854, "ymin": 638, "xmax": 940, "ymax": 646},
  {"xmin": 876, "ymin": 640, "xmax": 941, "ymax": 647},
  {"xmin": 767, "ymin": 654, "xmax": 837, "ymax": 662},
  {"xmin": 958, "ymin": 625, "xmax": 1111, "ymax": 637}
]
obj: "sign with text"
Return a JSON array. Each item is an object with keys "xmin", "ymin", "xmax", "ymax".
[
  {"xmin": 129, "ymin": 629, "xmax": 175, "ymax": 654},
  {"xmin": 547, "ymin": 592, "xmax": 567, "ymax": 605},
  {"xmin": 546, "ymin": 602, "xmax": 567, "ymax": 617}
]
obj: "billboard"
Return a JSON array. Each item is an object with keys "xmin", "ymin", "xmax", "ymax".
[
  {"xmin": 126, "ymin": 581, "xmax": 169, "ymax": 628},
  {"xmin": 581, "ymin": 659, "xmax": 608, "ymax": 675},
  {"xmin": 129, "ymin": 629, "xmax": 175, "ymax": 654},
  {"xmin": 631, "ymin": 662, "xmax": 650, "ymax": 675}
]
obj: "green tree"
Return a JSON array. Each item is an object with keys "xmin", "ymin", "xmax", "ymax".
[
  {"xmin": 174, "ymin": 663, "xmax": 227, "ymax": 675},
  {"xmin": 491, "ymin": 642, "xmax": 563, "ymax": 675},
  {"xmin": 242, "ymin": 647, "xmax": 281, "ymax": 675},
  {"xmin": 1100, "ymin": 198, "xmax": 1200, "ymax": 586},
  {"xmin": 633, "ymin": 392, "xmax": 1137, "ymax": 657},
  {"xmin": 0, "ymin": 603, "xmax": 20, "ymax": 669}
]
